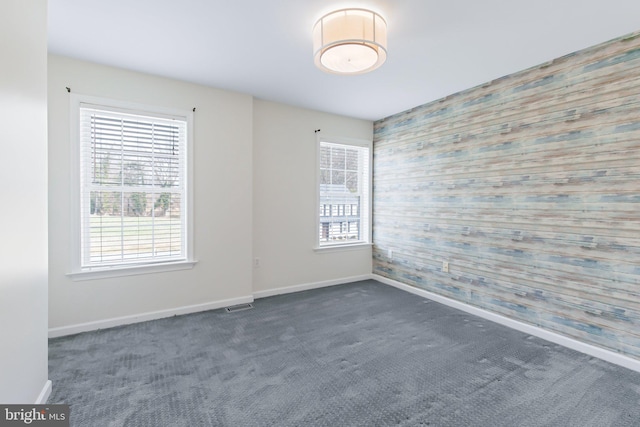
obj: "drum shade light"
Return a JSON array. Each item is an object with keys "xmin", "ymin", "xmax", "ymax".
[{"xmin": 313, "ymin": 8, "xmax": 387, "ymax": 75}]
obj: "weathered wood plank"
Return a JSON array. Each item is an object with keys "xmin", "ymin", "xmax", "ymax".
[
  {"xmin": 373, "ymin": 30, "xmax": 640, "ymax": 359},
  {"xmin": 372, "ymin": 259, "xmax": 640, "ymax": 356},
  {"xmin": 375, "ymin": 38, "xmax": 640, "ymax": 137},
  {"xmin": 372, "ymin": 251, "xmax": 640, "ymax": 329}
]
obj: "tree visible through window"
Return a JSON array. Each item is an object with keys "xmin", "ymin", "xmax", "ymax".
[
  {"xmin": 318, "ymin": 139, "xmax": 370, "ymax": 246},
  {"xmin": 78, "ymin": 104, "xmax": 189, "ymax": 269}
]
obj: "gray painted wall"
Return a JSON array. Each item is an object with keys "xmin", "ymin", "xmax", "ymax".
[{"xmin": 373, "ymin": 32, "xmax": 640, "ymax": 359}]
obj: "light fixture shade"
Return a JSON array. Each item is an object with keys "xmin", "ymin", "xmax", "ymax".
[{"xmin": 313, "ymin": 8, "xmax": 387, "ymax": 75}]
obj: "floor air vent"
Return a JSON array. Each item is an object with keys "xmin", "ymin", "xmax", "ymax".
[{"xmin": 225, "ymin": 303, "xmax": 254, "ymax": 313}]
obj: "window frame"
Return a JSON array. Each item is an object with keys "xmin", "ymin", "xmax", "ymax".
[
  {"xmin": 315, "ymin": 135, "xmax": 372, "ymax": 250},
  {"xmin": 68, "ymin": 94, "xmax": 196, "ymax": 280}
]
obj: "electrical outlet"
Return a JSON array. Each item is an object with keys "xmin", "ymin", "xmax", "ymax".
[
  {"xmin": 253, "ymin": 257, "xmax": 261, "ymax": 268},
  {"xmin": 442, "ymin": 261, "xmax": 449, "ymax": 273}
]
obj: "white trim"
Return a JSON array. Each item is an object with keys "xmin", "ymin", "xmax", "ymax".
[
  {"xmin": 35, "ymin": 380, "xmax": 52, "ymax": 404},
  {"xmin": 69, "ymin": 94, "xmax": 81, "ymax": 274},
  {"xmin": 185, "ymin": 109, "xmax": 195, "ymax": 265},
  {"xmin": 68, "ymin": 93, "xmax": 195, "ymax": 276},
  {"xmin": 315, "ymin": 134, "xmax": 372, "ymax": 249},
  {"xmin": 48, "ymin": 295, "xmax": 253, "ymax": 338},
  {"xmin": 67, "ymin": 260, "xmax": 197, "ymax": 281},
  {"xmin": 313, "ymin": 243, "xmax": 372, "ymax": 252},
  {"xmin": 48, "ymin": 272, "xmax": 640, "ymax": 373},
  {"xmin": 373, "ymin": 274, "xmax": 640, "ymax": 373},
  {"xmin": 253, "ymin": 274, "xmax": 372, "ymax": 299},
  {"xmin": 48, "ymin": 277, "xmax": 369, "ymax": 338},
  {"xmin": 316, "ymin": 134, "xmax": 372, "ymax": 148}
]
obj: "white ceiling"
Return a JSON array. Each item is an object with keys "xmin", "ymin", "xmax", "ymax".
[{"xmin": 48, "ymin": 0, "xmax": 640, "ymax": 121}]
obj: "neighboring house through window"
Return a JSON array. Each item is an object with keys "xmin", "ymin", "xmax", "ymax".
[
  {"xmin": 69, "ymin": 94, "xmax": 195, "ymax": 279},
  {"xmin": 317, "ymin": 136, "xmax": 371, "ymax": 248}
]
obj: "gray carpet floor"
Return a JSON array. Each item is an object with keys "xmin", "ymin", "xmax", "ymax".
[{"xmin": 48, "ymin": 280, "xmax": 640, "ymax": 426}]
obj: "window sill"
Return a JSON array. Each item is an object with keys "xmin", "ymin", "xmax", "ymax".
[
  {"xmin": 314, "ymin": 243, "xmax": 372, "ymax": 253},
  {"xmin": 67, "ymin": 260, "xmax": 198, "ymax": 281}
]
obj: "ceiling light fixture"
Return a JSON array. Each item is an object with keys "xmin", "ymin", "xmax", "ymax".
[{"xmin": 313, "ymin": 8, "xmax": 387, "ymax": 75}]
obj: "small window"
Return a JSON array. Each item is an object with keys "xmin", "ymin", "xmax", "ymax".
[
  {"xmin": 317, "ymin": 137, "xmax": 371, "ymax": 247},
  {"xmin": 70, "ymin": 95, "xmax": 194, "ymax": 278}
]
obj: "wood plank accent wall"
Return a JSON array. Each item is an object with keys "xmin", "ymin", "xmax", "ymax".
[{"xmin": 373, "ymin": 31, "xmax": 640, "ymax": 359}]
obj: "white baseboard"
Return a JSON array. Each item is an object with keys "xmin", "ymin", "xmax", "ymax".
[
  {"xmin": 48, "ymin": 295, "xmax": 254, "ymax": 338},
  {"xmin": 35, "ymin": 380, "xmax": 52, "ymax": 404},
  {"xmin": 49, "ymin": 277, "xmax": 373, "ymax": 338},
  {"xmin": 49, "ymin": 273, "xmax": 639, "ymax": 373},
  {"xmin": 253, "ymin": 274, "xmax": 373, "ymax": 299},
  {"xmin": 372, "ymin": 274, "xmax": 640, "ymax": 373}
]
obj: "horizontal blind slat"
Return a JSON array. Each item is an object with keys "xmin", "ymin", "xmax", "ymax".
[
  {"xmin": 80, "ymin": 106, "xmax": 187, "ymax": 269},
  {"xmin": 319, "ymin": 141, "xmax": 370, "ymax": 245}
]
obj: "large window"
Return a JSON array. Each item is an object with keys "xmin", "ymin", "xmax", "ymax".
[
  {"xmin": 317, "ymin": 137, "xmax": 371, "ymax": 247},
  {"xmin": 70, "ymin": 95, "xmax": 194, "ymax": 278}
]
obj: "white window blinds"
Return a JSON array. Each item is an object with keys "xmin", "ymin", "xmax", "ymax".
[
  {"xmin": 318, "ymin": 140, "xmax": 370, "ymax": 246},
  {"xmin": 79, "ymin": 104, "xmax": 188, "ymax": 269}
]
